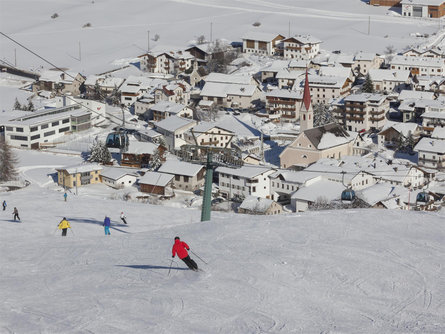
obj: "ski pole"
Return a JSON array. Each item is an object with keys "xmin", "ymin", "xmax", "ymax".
[
  {"xmin": 168, "ymin": 259, "xmax": 174, "ymax": 276},
  {"xmin": 70, "ymin": 227, "xmax": 75, "ymax": 236},
  {"xmin": 53, "ymin": 227, "xmax": 59, "ymax": 235},
  {"xmin": 190, "ymin": 250, "xmax": 208, "ymax": 265}
]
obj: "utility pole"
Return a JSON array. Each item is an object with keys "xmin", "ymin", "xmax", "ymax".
[
  {"xmin": 201, "ymin": 152, "xmax": 213, "ymax": 222},
  {"xmin": 288, "ymin": 20, "xmax": 291, "ymax": 37},
  {"xmin": 210, "ymin": 22, "xmax": 213, "ymax": 43},
  {"xmin": 148, "ymin": 30, "xmax": 151, "ymax": 52},
  {"xmin": 78, "ymin": 41, "xmax": 81, "ymax": 61},
  {"xmin": 367, "ymin": 16, "xmax": 370, "ymax": 35},
  {"xmin": 14, "ymin": 48, "xmax": 16, "ymax": 67}
]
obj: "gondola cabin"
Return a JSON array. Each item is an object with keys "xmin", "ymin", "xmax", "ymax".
[{"xmin": 341, "ymin": 189, "xmax": 356, "ymax": 203}]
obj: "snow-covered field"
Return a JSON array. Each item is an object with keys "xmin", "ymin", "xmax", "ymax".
[
  {"xmin": 0, "ymin": 150, "xmax": 444, "ymax": 333},
  {"xmin": 0, "ymin": 0, "xmax": 442, "ymax": 75}
]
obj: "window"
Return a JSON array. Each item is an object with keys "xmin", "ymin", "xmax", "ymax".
[
  {"xmin": 41, "ymin": 124, "xmax": 49, "ymax": 129},
  {"xmin": 30, "ymin": 134, "xmax": 40, "ymax": 140},
  {"xmin": 44, "ymin": 130, "xmax": 56, "ymax": 137},
  {"xmin": 59, "ymin": 127, "xmax": 70, "ymax": 133},
  {"xmin": 11, "ymin": 135, "xmax": 27, "ymax": 141},
  {"xmin": 183, "ymin": 176, "xmax": 189, "ymax": 183},
  {"xmin": 52, "ymin": 121, "xmax": 59, "ymax": 126},
  {"xmin": 62, "ymin": 119, "xmax": 70, "ymax": 124},
  {"xmin": 252, "ymin": 186, "xmax": 256, "ymax": 192},
  {"xmin": 16, "ymin": 127, "xmax": 24, "ymax": 132},
  {"xmin": 175, "ymin": 175, "xmax": 180, "ymax": 181},
  {"xmin": 30, "ymin": 126, "xmax": 38, "ymax": 132}
]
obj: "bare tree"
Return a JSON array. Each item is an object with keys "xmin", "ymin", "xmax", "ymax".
[{"xmin": 384, "ymin": 45, "xmax": 396, "ymax": 64}]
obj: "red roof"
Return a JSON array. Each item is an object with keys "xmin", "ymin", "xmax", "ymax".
[{"xmin": 303, "ymin": 70, "xmax": 311, "ymax": 110}]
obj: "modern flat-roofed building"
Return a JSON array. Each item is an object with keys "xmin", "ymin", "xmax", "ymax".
[{"xmin": 0, "ymin": 105, "xmax": 91, "ymax": 149}]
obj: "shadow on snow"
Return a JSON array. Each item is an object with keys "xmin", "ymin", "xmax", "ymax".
[{"xmin": 116, "ymin": 264, "xmax": 189, "ymax": 271}]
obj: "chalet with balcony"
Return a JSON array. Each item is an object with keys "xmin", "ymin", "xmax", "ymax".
[
  {"xmin": 368, "ymin": 69, "xmax": 411, "ymax": 93},
  {"xmin": 415, "ymin": 137, "xmax": 445, "ymax": 170},
  {"xmin": 282, "ymin": 35, "xmax": 321, "ymax": 60},
  {"xmin": 157, "ymin": 160, "xmax": 205, "ymax": 191},
  {"xmin": 353, "ymin": 52, "xmax": 383, "ymax": 76},
  {"xmin": 391, "ymin": 55, "xmax": 445, "ymax": 76},
  {"xmin": 121, "ymin": 141, "xmax": 164, "ymax": 168},
  {"xmin": 333, "ymin": 93, "xmax": 388, "ymax": 132},
  {"xmin": 154, "ymin": 116, "xmax": 196, "ymax": 151},
  {"xmin": 185, "ymin": 122, "xmax": 234, "ymax": 148},
  {"xmin": 150, "ymin": 101, "xmax": 193, "ymax": 122},
  {"xmin": 377, "ymin": 122, "xmax": 421, "ymax": 149},
  {"xmin": 265, "ymin": 89, "xmax": 303, "ymax": 122},
  {"xmin": 238, "ymin": 196, "xmax": 283, "ymax": 215},
  {"xmin": 305, "ymin": 74, "xmax": 352, "ymax": 104},
  {"xmin": 138, "ymin": 171, "xmax": 174, "ymax": 195},
  {"xmin": 421, "ymin": 110, "xmax": 445, "ymax": 135},
  {"xmin": 154, "ymin": 82, "xmax": 190, "ymax": 105}
]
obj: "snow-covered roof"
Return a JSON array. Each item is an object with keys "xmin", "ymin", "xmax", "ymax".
[
  {"xmin": 239, "ymin": 196, "xmax": 276, "ymax": 213},
  {"xmin": 216, "ymin": 165, "xmax": 274, "ymax": 179},
  {"xmin": 126, "ymin": 141, "xmax": 159, "ymax": 155},
  {"xmin": 276, "ymin": 69, "xmax": 304, "ymax": 80},
  {"xmin": 369, "ymin": 69, "xmax": 410, "ymax": 82},
  {"xmin": 260, "ymin": 60, "xmax": 290, "ymax": 73},
  {"xmin": 158, "ymin": 159, "xmax": 204, "ymax": 177},
  {"xmin": 38, "ymin": 70, "xmax": 81, "ymax": 84},
  {"xmin": 266, "ymin": 89, "xmax": 302, "ymax": 99},
  {"xmin": 414, "ymin": 137, "xmax": 445, "ymax": 154},
  {"xmin": 356, "ymin": 183, "xmax": 409, "ymax": 207},
  {"xmin": 57, "ymin": 164, "xmax": 102, "ymax": 175},
  {"xmin": 150, "ymin": 101, "xmax": 186, "ymax": 114},
  {"xmin": 354, "ymin": 52, "xmax": 376, "ymax": 62},
  {"xmin": 284, "ymin": 34, "xmax": 321, "ymax": 45},
  {"xmin": 379, "ymin": 122, "xmax": 419, "ymax": 137},
  {"xmin": 398, "ymin": 90, "xmax": 435, "ymax": 101},
  {"xmin": 291, "ymin": 179, "xmax": 345, "ymax": 202},
  {"xmin": 242, "ymin": 32, "xmax": 284, "ymax": 42},
  {"xmin": 304, "ymin": 123, "xmax": 355, "ymax": 150},
  {"xmin": 391, "ymin": 55, "xmax": 444, "ymax": 67},
  {"xmin": 269, "ymin": 170, "xmax": 319, "ymax": 184},
  {"xmin": 306, "ymin": 74, "xmax": 347, "ymax": 88},
  {"xmin": 344, "ymin": 93, "xmax": 386, "ymax": 104},
  {"xmin": 138, "ymin": 171, "xmax": 174, "ymax": 187},
  {"xmin": 191, "ymin": 121, "xmax": 233, "ymax": 134},
  {"xmin": 432, "ymin": 127, "xmax": 445, "ymax": 139},
  {"xmin": 155, "ymin": 115, "xmax": 195, "ymax": 132},
  {"xmin": 101, "ymin": 167, "xmax": 138, "ymax": 180},
  {"xmin": 400, "ymin": 0, "xmax": 445, "ymax": 6},
  {"xmin": 206, "ymin": 73, "xmax": 253, "ymax": 85},
  {"xmin": 421, "ymin": 111, "xmax": 445, "ymax": 120},
  {"xmin": 200, "ymin": 82, "xmax": 257, "ymax": 98},
  {"xmin": 319, "ymin": 66, "xmax": 352, "ymax": 78},
  {"xmin": 214, "ymin": 115, "xmax": 261, "ymax": 137}
]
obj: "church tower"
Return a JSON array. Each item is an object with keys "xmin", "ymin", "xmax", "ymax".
[{"xmin": 300, "ymin": 70, "xmax": 313, "ymax": 132}]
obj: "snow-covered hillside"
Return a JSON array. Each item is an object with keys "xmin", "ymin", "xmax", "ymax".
[
  {"xmin": 1, "ymin": 171, "xmax": 444, "ymax": 333},
  {"xmin": 0, "ymin": 0, "xmax": 441, "ymax": 74}
]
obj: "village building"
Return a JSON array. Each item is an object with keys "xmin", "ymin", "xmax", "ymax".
[
  {"xmin": 276, "ymin": 69, "xmax": 305, "ymax": 89},
  {"xmin": 269, "ymin": 170, "xmax": 321, "ymax": 204},
  {"xmin": 305, "ymin": 73, "xmax": 352, "ymax": 105},
  {"xmin": 353, "ymin": 52, "xmax": 383, "ymax": 76},
  {"xmin": 154, "ymin": 116, "xmax": 196, "ymax": 151},
  {"xmin": 56, "ymin": 164, "xmax": 102, "ymax": 188},
  {"xmin": 369, "ymin": 1, "xmax": 402, "ymax": 7},
  {"xmin": 242, "ymin": 32, "xmax": 285, "ymax": 56},
  {"xmin": 0, "ymin": 104, "xmax": 91, "ymax": 149},
  {"xmin": 100, "ymin": 167, "xmax": 139, "ymax": 189},
  {"xmin": 421, "ymin": 110, "xmax": 445, "ymax": 135},
  {"xmin": 157, "ymin": 160, "xmax": 205, "ymax": 191},
  {"xmin": 413, "ymin": 75, "xmax": 445, "ymax": 93},
  {"xmin": 259, "ymin": 60, "xmax": 290, "ymax": 83},
  {"xmin": 138, "ymin": 50, "xmax": 195, "ymax": 75},
  {"xmin": 216, "ymin": 165, "xmax": 276, "ymax": 200},
  {"xmin": 356, "ymin": 183, "xmax": 411, "ymax": 210},
  {"xmin": 401, "ymin": 0, "xmax": 445, "ymax": 18},
  {"xmin": 134, "ymin": 94, "xmax": 155, "ymax": 119},
  {"xmin": 265, "ymin": 89, "xmax": 303, "ymax": 122},
  {"xmin": 368, "ymin": 69, "xmax": 411, "ymax": 93},
  {"xmin": 33, "ymin": 70, "xmax": 85, "ymax": 96},
  {"xmin": 150, "ymin": 101, "xmax": 193, "ymax": 122},
  {"xmin": 200, "ymin": 73, "xmax": 261, "ymax": 110},
  {"xmin": 55, "ymin": 96, "xmax": 107, "ymax": 126},
  {"xmin": 121, "ymin": 141, "xmax": 162, "ymax": 168},
  {"xmin": 391, "ymin": 55, "xmax": 445, "ymax": 76},
  {"xmin": 238, "ymin": 196, "xmax": 283, "ymax": 215},
  {"xmin": 334, "ymin": 93, "xmax": 388, "ymax": 132},
  {"xmin": 83, "ymin": 75, "xmax": 124, "ymax": 99},
  {"xmin": 242, "ymin": 153, "xmax": 262, "ymax": 165},
  {"xmin": 279, "ymin": 123, "xmax": 364, "ymax": 169},
  {"xmin": 138, "ymin": 171, "xmax": 174, "ymax": 195},
  {"xmin": 185, "ymin": 44, "xmax": 212, "ymax": 63},
  {"xmin": 184, "ymin": 122, "xmax": 234, "ymax": 148},
  {"xmin": 377, "ymin": 122, "xmax": 421, "ymax": 149},
  {"xmin": 402, "ymin": 46, "xmax": 445, "ymax": 59},
  {"xmin": 153, "ymin": 82, "xmax": 190, "ymax": 105},
  {"xmin": 282, "ymin": 35, "xmax": 321, "ymax": 60},
  {"xmin": 119, "ymin": 76, "xmax": 168, "ymax": 106},
  {"xmin": 290, "ymin": 179, "xmax": 345, "ymax": 212}
]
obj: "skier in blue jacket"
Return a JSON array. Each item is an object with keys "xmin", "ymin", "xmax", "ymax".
[
  {"xmin": 2, "ymin": 200, "xmax": 6, "ymax": 211},
  {"xmin": 103, "ymin": 216, "xmax": 111, "ymax": 235}
]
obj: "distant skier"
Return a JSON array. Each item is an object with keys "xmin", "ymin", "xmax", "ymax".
[
  {"xmin": 12, "ymin": 207, "xmax": 20, "ymax": 221},
  {"xmin": 103, "ymin": 216, "xmax": 111, "ymax": 235},
  {"xmin": 58, "ymin": 217, "xmax": 71, "ymax": 236},
  {"xmin": 120, "ymin": 212, "xmax": 127, "ymax": 225},
  {"xmin": 172, "ymin": 236, "xmax": 198, "ymax": 271},
  {"xmin": 63, "ymin": 192, "xmax": 67, "ymax": 202},
  {"xmin": 2, "ymin": 200, "xmax": 6, "ymax": 211}
]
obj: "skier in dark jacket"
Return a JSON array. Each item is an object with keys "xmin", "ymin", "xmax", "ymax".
[
  {"xmin": 103, "ymin": 216, "xmax": 111, "ymax": 235},
  {"xmin": 172, "ymin": 236, "xmax": 198, "ymax": 271},
  {"xmin": 2, "ymin": 200, "xmax": 6, "ymax": 211},
  {"xmin": 13, "ymin": 207, "xmax": 20, "ymax": 221}
]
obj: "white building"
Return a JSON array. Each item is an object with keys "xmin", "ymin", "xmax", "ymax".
[
  {"xmin": 154, "ymin": 116, "xmax": 196, "ymax": 151},
  {"xmin": 0, "ymin": 105, "xmax": 91, "ymax": 149},
  {"xmin": 415, "ymin": 137, "xmax": 445, "ymax": 170},
  {"xmin": 391, "ymin": 55, "xmax": 445, "ymax": 76},
  {"xmin": 282, "ymin": 35, "xmax": 321, "ymax": 60},
  {"xmin": 269, "ymin": 170, "xmax": 321, "ymax": 203},
  {"xmin": 119, "ymin": 76, "xmax": 168, "ymax": 106},
  {"xmin": 100, "ymin": 167, "xmax": 139, "ymax": 189},
  {"xmin": 353, "ymin": 52, "xmax": 383, "ymax": 76},
  {"xmin": 290, "ymin": 179, "xmax": 345, "ymax": 212},
  {"xmin": 401, "ymin": 0, "xmax": 445, "ymax": 18},
  {"xmin": 368, "ymin": 69, "xmax": 411, "ymax": 93},
  {"xmin": 242, "ymin": 32, "xmax": 285, "ymax": 56},
  {"xmin": 55, "ymin": 96, "xmax": 107, "ymax": 126},
  {"xmin": 216, "ymin": 165, "xmax": 276, "ymax": 200},
  {"xmin": 185, "ymin": 122, "xmax": 234, "ymax": 148}
]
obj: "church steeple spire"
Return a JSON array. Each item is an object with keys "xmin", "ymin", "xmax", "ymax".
[{"xmin": 300, "ymin": 69, "xmax": 313, "ymax": 132}]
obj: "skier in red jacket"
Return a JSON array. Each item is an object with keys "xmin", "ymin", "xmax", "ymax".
[{"xmin": 172, "ymin": 236, "xmax": 198, "ymax": 271}]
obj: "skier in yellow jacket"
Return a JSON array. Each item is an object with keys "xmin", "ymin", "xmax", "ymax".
[{"xmin": 58, "ymin": 217, "xmax": 71, "ymax": 236}]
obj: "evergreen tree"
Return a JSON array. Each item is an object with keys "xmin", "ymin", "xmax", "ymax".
[
  {"xmin": 89, "ymin": 140, "xmax": 111, "ymax": 164},
  {"xmin": 0, "ymin": 138, "xmax": 18, "ymax": 182},
  {"xmin": 362, "ymin": 73, "xmax": 374, "ymax": 93},
  {"xmin": 13, "ymin": 98, "xmax": 21, "ymax": 110},
  {"xmin": 313, "ymin": 103, "xmax": 334, "ymax": 127},
  {"xmin": 396, "ymin": 133, "xmax": 405, "ymax": 152},
  {"xmin": 405, "ymin": 131, "xmax": 415, "ymax": 153},
  {"xmin": 149, "ymin": 146, "xmax": 165, "ymax": 171},
  {"xmin": 26, "ymin": 100, "xmax": 35, "ymax": 111}
]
